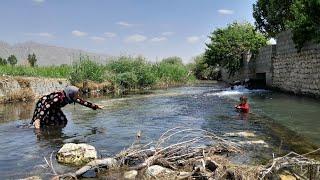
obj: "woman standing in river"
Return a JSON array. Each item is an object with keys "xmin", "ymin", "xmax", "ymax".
[{"xmin": 30, "ymin": 85, "xmax": 104, "ymax": 129}]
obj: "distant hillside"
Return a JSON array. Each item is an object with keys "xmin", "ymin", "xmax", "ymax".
[{"xmin": 0, "ymin": 41, "xmax": 110, "ymax": 66}]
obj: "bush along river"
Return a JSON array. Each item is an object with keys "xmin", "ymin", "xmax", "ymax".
[{"xmin": 0, "ymin": 82, "xmax": 319, "ymax": 179}]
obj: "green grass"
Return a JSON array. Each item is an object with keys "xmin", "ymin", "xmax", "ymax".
[
  {"xmin": 0, "ymin": 55, "xmax": 196, "ymax": 90},
  {"xmin": 0, "ymin": 65, "xmax": 71, "ymax": 78}
]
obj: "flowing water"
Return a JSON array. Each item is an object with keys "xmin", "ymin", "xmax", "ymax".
[{"xmin": 0, "ymin": 82, "xmax": 319, "ymax": 179}]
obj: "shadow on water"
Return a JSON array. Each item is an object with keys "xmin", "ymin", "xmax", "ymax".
[{"xmin": 0, "ymin": 82, "xmax": 319, "ymax": 179}]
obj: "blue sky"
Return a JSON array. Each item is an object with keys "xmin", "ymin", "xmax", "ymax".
[{"xmin": 0, "ymin": 0, "xmax": 256, "ymax": 63}]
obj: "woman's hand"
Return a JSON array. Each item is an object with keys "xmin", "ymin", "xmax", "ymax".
[
  {"xmin": 33, "ymin": 119, "xmax": 40, "ymax": 129},
  {"xmin": 96, "ymin": 104, "xmax": 104, "ymax": 109}
]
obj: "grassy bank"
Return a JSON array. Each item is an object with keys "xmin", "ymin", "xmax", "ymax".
[
  {"xmin": 0, "ymin": 65, "xmax": 71, "ymax": 78},
  {"xmin": 0, "ymin": 56, "xmax": 196, "ymax": 93}
]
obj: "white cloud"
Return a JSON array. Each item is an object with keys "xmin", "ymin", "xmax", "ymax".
[
  {"xmin": 90, "ymin": 36, "xmax": 106, "ymax": 42},
  {"xmin": 150, "ymin": 37, "xmax": 167, "ymax": 42},
  {"xmin": 125, "ymin": 34, "xmax": 147, "ymax": 43},
  {"xmin": 72, "ymin": 30, "xmax": 87, "ymax": 37},
  {"xmin": 25, "ymin": 32, "xmax": 54, "ymax": 38},
  {"xmin": 116, "ymin": 21, "xmax": 134, "ymax": 27},
  {"xmin": 32, "ymin": 0, "xmax": 45, "ymax": 3},
  {"xmin": 186, "ymin": 36, "xmax": 200, "ymax": 43},
  {"xmin": 104, "ymin": 32, "xmax": 117, "ymax": 38},
  {"xmin": 218, "ymin": 9, "xmax": 234, "ymax": 15},
  {"xmin": 161, "ymin": 32, "xmax": 174, "ymax": 36}
]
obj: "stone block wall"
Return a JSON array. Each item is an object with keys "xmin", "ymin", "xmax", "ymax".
[
  {"xmin": 0, "ymin": 76, "xmax": 68, "ymax": 103},
  {"xmin": 222, "ymin": 30, "xmax": 320, "ymax": 98},
  {"xmin": 254, "ymin": 45, "xmax": 276, "ymax": 86},
  {"xmin": 221, "ymin": 52, "xmax": 253, "ymax": 83},
  {"xmin": 272, "ymin": 31, "xmax": 320, "ymax": 97}
]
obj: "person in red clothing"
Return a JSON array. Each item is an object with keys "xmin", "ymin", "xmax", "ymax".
[
  {"xmin": 234, "ymin": 96, "xmax": 250, "ymax": 113},
  {"xmin": 30, "ymin": 85, "xmax": 104, "ymax": 129}
]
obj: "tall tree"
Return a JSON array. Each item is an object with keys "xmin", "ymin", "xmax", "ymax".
[
  {"xmin": 253, "ymin": 0, "xmax": 320, "ymax": 50},
  {"xmin": 0, "ymin": 57, "xmax": 7, "ymax": 66},
  {"xmin": 7, "ymin": 55, "xmax": 18, "ymax": 66},
  {"xmin": 192, "ymin": 54, "xmax": 219, "ymax": 80},
  {"xmin": 205, "ymin": 22, "xmax": 267, "ymax": 76},
  {"xmin": 253, "ymin": 0, "xmax": 294, "ymax": 37},
  {"xmin": 287, "ymin": 0, "xmax": 320, "ymax": 49},
  {"xmin": 28, "ymin": 53, "xmax": 37, "ymax": 67}
]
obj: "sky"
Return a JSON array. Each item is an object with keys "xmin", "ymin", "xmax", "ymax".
[{"xmin": 0, "ymin": 0, "xmax": 257, "ymax": 63}]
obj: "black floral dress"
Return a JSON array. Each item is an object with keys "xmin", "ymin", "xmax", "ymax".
[{"xmin": 30, "ymin": 91, "xmax": 99, "ymax": 127}]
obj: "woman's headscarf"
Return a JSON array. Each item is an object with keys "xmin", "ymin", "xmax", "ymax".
[{"xmin": 63, "ymin": 85, "xmax": 79, "ymax": 104}]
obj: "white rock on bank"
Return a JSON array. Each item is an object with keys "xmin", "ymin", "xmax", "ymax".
[
  {"xmin": 124, "ymin": 170, "xmax": 138, "ymax": 179},
  {"xmin": 239, "ymin": 140, "xmax": 269, "ymax": 147},
  {"xmin": 146, "ymin": 165, "xmax": 173, "ymax": 177},
  {"xmin": 279, "ymin": 174, "xmax": 297, "ymax": 180},
  {"xmin": 56, "ymin": 143, "xmax": 97, "ymax": 166},
  {"xmin": 20, "ymin": 176, "xmax": 42, "ymax": 180},
  {"xmin": 224, "ymin": 131, "xmax": 256, "ymax": 137}
]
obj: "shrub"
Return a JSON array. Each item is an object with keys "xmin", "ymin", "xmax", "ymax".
[
  {"xmin": 69, "ymin": 56, "xmax": 105, "ymax": 84},
  {"xmin": 106, "ymin": 56, "xmax": 157, "ymax": 88},
  {"xmin": 115, "ymin": 72, "xmax": 138, "ymax": 89}
]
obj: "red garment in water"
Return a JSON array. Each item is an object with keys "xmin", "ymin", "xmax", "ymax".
[{"xmin": 237, "ymin": 103, "xmax": 250, "ymax": 113}]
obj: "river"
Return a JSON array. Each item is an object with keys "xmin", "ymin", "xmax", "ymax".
[{"xmin": 0, "ymin": 82, "xmax": 319, "ymax": 179}]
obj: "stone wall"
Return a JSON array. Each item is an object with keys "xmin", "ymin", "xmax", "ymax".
[
  {"xmin": 272, "ymin": 31, "xmax": 320, "ymax": 97},
  {"xmin": 221, "ymin": 52, "xmax": 253, "ymax": 83},
  {"xmin": 254, "ymin": 45, "xmax": 276, "ymax": 86},
  {"xmin": 0, "ymin": 76, "xmax": 68, "ymax": 103},
  {"xmin": 221, "ymin": 30, "xmax": 320, "ymax": 98}
]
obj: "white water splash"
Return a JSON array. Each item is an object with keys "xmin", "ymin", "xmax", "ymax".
[{"xmin": 204, "ymin": 85, "xmax": 269, "ymax": 97}]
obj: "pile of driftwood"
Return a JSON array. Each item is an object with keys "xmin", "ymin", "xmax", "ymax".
[
  {"xmin": 49, "ymin": 127, "xmax": 260, "ymax": 179},
  {"xmin": 259, "ymin": 148, "xmax": 320, "ymax": 180},
  {"xmin": 116, "ymin": 127, "xmax": 241, "ymax": 170},
  {"xmin": 44, "ymin": 127, "xmax": 320, "ymax": 180}
]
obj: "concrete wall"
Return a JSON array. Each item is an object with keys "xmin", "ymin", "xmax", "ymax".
[{"xmin": 0, "ymin": 76, "xmax": 68, "ymax": 103}]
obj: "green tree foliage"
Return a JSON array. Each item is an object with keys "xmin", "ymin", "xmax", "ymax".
[
  {"xmin": 27, "ymin": 53, "xmax": 37, "ymax": 67},
  {"xmin": 253, "ymin": 0, "xmax": 320, "ymax": 50},
  {"xmin": 287, "ymin": 0, "xmax": 320, "ymax": 50},
  {"xmin": 0, "ymin": 57, "xmax": 7, "ymax": 66},
  {"xmin": 192, "ymin": 54, "xmax": 220, "ymax": 80},
  {"xmin": 253, "ymin": 0, "xmax": 294, "ymax": 37},
  {"xmin": 7, "ymin": 55, "xmax": 18, "ymax": 66},
  {"xmin": 204, "ymin": 22, "xmax": 267, "ymax": 76}
]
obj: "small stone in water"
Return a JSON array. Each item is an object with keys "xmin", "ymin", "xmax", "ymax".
[{"xmin": 82, "ymin": 169, "xmax": 96, "ymax": 178}]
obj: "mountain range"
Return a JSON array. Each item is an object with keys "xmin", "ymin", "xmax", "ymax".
[{"xmin": 0, "ymin": 41, "xmax": 110, "ymax": 66}]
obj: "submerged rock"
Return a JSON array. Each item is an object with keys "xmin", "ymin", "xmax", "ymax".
[
  {"xmin": 124, "ymin": 170, "xmax": 138, "ymax": 179},
  {"xmin": 146, "ymin": 165, "xmax": 173, "ymax": 177},
  {"xmin": 56, "ymin": 143, "xmax": 97, "ymax": 166}
]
